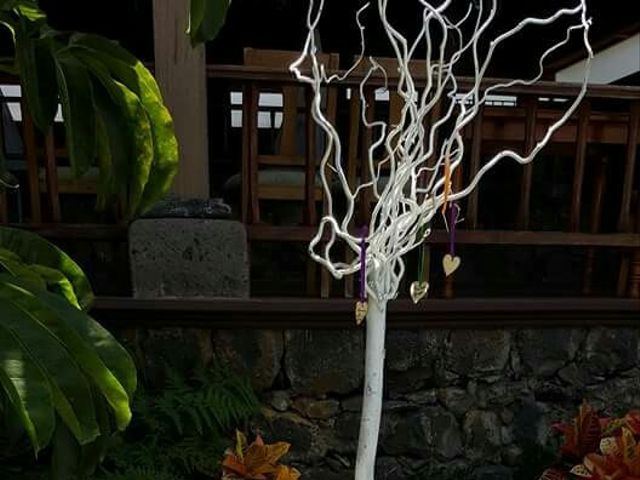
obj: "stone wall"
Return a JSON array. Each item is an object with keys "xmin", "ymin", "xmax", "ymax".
[{"xmin": 130, "ymin": 326, "xmax": 640, "ymax": 480}]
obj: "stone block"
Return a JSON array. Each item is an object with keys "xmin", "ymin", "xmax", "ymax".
[{"xmin": 129, "ymin": 218, "xmax": 248, "ymax": 298}]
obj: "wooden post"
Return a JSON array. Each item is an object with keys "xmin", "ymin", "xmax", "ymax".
[{"xmin": 152, "ymin": 0, "xmax": 210, "ymax": 198}]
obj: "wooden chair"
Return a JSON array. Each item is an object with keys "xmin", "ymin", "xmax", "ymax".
[{"xmin": 240, "ymin": 48, "xmax": 340, "ymax": 227}]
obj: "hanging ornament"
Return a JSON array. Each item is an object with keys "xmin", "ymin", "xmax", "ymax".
[
  {"xmin": 355, "ymin": 226, "xmax": 369, "ymax": 325},
  {"xmin": 443, "ymin": 203, "xmax": 462, "ymax": 277},
  {"xmin": 410, "ymin": 225, "xmax": 430, "ymax": 304}
]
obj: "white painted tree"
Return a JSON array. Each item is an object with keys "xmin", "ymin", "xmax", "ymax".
[{"xmin": 291, "ymin": 1, "xmax": 593, "ymax": 478}]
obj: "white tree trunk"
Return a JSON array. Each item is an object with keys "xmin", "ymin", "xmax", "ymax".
[{"xmin": 354, "ymin": 296, "xmax": 387, "ymax": 480}]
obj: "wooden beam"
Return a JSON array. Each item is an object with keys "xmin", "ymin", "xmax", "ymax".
[
  {"xmin": 247, "ymin": 224, "xmax": 640, "ymax": 248},
  {"xmin": 152, "ymin": 0, "xmax": 209, "ymax": 198},
  {"xmin": 93, "ymin": 296, "xmax": 640, "ymax": 329}
]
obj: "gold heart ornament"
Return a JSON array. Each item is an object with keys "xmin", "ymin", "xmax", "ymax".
[
  {"xmin": 442, "ymin": 254, "xmax": 461, "ymax": 277},
  {"xmin": 355, "ymin": 301, "xmax": 368, "ymax": 325},
  {"xmin": 409, "ymin": 281, "xmax": 429, "ymax": 304}
]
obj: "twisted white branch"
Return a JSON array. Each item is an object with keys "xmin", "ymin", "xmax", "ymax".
[{"xmin": 292, "ymin": 0, "xmax": 592, "ymax": 303}]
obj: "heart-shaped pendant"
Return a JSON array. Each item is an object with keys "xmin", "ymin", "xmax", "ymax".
[
  {"xmin": 355, "ymin": 301, "xmax": 368, "ymax": 325},
  {"xmin": 410, "ymin": 281, "xmax": 429, "ymax": 304},
  {"xmin": 442, "ymin": 254, "xmax": 461, "ymax": 277}
]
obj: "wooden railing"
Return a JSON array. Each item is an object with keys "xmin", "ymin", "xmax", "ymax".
[
  {"xmin": 207, "ymin": 65, "xmax": 640, "ymax": 299},
  {"xmin": 1, "ymin": 67, "xmax": 639, "ymax": 300}
]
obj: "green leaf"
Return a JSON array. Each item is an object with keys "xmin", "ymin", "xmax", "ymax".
[
  {"xmin": 69, "ymin": 35, "xmax": 178, "ymax": 213},
  {"xmin": 26, "ymin": 282, "xmax": 137, "ymax": 430},
  {"xmin": 14, "ymin": 20, "xmax": 58, "ymax": 131},
  {"xmin": 13, "ymin": 0, "xmax": 46, "ymax": 24},
  {"xmin": 0, "ymin": 256, "xmax": 47, "ymax": 291},
  {"xmin": 51, "ymin": 419, "xmax": 81, "ymax": 480},
  {"xmin": 0, "ymin": 315, "xmax": 54, "ymax": 455},
  {"xmin": 1, "ymin": 276, "xmax": 136, "ymax": 430},
  {"xmin": 0, "ymin": 276, "xmax": 99, "ymax": 444},
  {"xmin": 94, "ymin": 113, "xmax": 116, "ymax": 210},
  {"xmin": 0, "ymin": 226, "xmax": 94, "ymax": 310},
  {"xmin": 188, "ymin": 0, "xmax": 230, "ymax": 46},
  {"xmin": 75, "ymin": 51, "xmax": 154, "ymax": 217},
  {"xmin": 54, "ymin": 50, "xmax": 96, "ymax": 177},
  {"xmin": 28, "ymin": 264, "xmax": 80, "ymax": 308}
]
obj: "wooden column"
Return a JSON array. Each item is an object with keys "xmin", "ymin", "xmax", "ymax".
[{"xmin": 152, "ymin": 0, "xmax": 210, "ymax": 198}]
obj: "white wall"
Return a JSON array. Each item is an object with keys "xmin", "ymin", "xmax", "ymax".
[{"xmin": 555, "ymin": 33, "xmax": 640, "ymax": 85}]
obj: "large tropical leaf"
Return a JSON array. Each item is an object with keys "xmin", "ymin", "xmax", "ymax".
[
  {"xmin": 13, "ymin": 10, "xmax": 57, "ymax": 131},
  {"xmin": 1, "ymin": 277, "xmax": 134, "ymax": 429},
  {"xmin": 69, "ymin": 34, "xmax": 178, "ymax": 213},
  {"xmin": 188, "ymin": 0, "xmax": 230, "ymax": 46},
  {"xmin": 0, "ymin": 314, "xmax": 54, "ymax": 455},
  {"xmin": 54, "ymin": 50, "xmax": 96, "ymax": 177},
  {"xmin": 72, "ymin": 50, "xmax": 154, "ymax": 216},
  {"xmin": 0, "ymin": 4, "xmax": 178, "ymax": 216},
  {"xmin": 0, "ymin": 226, "xmax": 94, "ymax": 310},
  {"xmin": 0, "ymin": 275, "xmax": 100, "ymax": 444}
]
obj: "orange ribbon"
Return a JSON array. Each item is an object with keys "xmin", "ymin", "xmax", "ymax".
[{"xmin": 441, "ymin": 155, "xmax": 452, "ymax": 215}]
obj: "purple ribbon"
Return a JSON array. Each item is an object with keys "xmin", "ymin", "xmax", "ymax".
[
  {"xmin": 448, "ymin": 204, "xmax": 458, "ymax": 256},
  {"xmin": 359, "ymin": 226, "xmax": 368, "ymax": 301}
]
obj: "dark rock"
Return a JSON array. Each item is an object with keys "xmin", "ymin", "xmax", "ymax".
[
  {"xmin": 432, "ymin": 410, "xmax": 463, "ymax": 459},
  {"xmin": 265, "ymin": 390, "xmax": 291, "ymax": 412},
  {"xmin": 386, "ymin": 331, "xmax": 447, "ymax": 393},
  {"xmin": 438, "ymin": 387, "xmax": 475, "ymax": 418},
  {"xmin": 293, "ymin": 398, "xmax": 340, "ymax": 419},
  {"xmin": 558, "ymin": 363, "xmax": 590, "ymax": 387},
  {"xmin": 463, "ymin": 410, "xmax": 501, "ymax": 461},
  {"xmin": 142, "ymin": 196, "xmax": 232, "ymax": 219},
  {"xmin": 380, "ymin": 406, "xmax": 460, "ymax": 459},
  {"xmin": 375, "ymin": 457, "xmax": 410, "ymax": 480},
  {"xmin": 212, "ymin": 329, "xmax": 283, "ymax": 391},
  {"xmin": 335, "ymin": 412, "xmax": 361, "ymax": 444},
  {"xmin": 140, "ymin": 328, "xmax": 212, "ymax": 385},
  {"xmin": 583, "ymin": 328, "xmax": 639, "ymax": 376},
  {"xmin": 518, "ymin": 329, "xmax": 584, "ymax": 377},
  {"xmin": 302, "ymin": 466, "xmax": 353, "ymax": 480},
  {"xmin": 260, "ymin": 409, "xmax": 325, "ymax": 462},
  {"xmin": 405, "ymin": 389, "xmax": 438, "ymax": 405},
  {"xmin": 473, "ymin": 465, "xmax": 513, "ymax": 480},
  {"xmin": 413, "ymin": 460, "xmax": 472, "ymax": 479},
  {"xmin": 285, "ymin": 330, "xmax": 364, "ymax": 395},
  {"xmin": 341, "ymin": 396, "xmax": 362, "ymax": 412},
  {"xmin": 585, "ymin": 376, "xmax": 640, "ymax": 415},
  {"xmin": 381, "ymin": 408, "xmax": 431, "ymax": 457},
  {"xmin": 512, "ymin": 400, "xmax": 549, "ymax": 447},
  {"xmin": 446, "ymin": 331, "xmax": 511, "ymax": 377}
]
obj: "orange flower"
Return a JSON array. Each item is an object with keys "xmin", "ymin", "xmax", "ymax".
[{"xmin": 222, "ymin": 431, "xmax": 300, "ymax": 480}]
